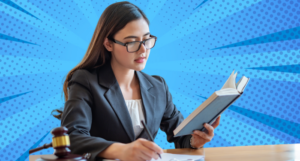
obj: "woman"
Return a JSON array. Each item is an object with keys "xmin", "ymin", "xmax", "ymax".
[{"xmin": 58, "ymin": 1, "xmax": 221, "ymax": 161}]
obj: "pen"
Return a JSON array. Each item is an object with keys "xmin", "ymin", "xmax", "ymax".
[{"xmin": 141, "ymin": 120, "xmax": 162, "ymax": 159}]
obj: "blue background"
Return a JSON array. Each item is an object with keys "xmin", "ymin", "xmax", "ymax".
[{"xmin": 0, "ymin": 0, "xmax": 300, "ymax": 160}]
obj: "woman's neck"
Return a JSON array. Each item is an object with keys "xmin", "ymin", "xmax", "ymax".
[{"xmin": 110, "ymin": 61, "xmax": 138, "ymax": 89}]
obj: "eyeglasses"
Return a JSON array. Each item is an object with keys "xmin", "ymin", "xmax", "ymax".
[{"xmin": 108, "ymin": 35, "xmax": 157, "ymax": 53}]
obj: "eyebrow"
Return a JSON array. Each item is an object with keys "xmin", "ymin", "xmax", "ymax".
[{"xmin": 123, "ymin": 32, "xmax": 150, "ymax": 39}]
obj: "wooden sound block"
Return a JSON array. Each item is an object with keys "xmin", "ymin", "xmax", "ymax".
[{"xmin": 36, "ymin": 154, "xmax": 87, "ymax": 161}]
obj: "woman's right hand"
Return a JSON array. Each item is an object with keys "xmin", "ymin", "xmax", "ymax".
[{"xmin": 120, "ymin": 138, "xmax": 163, "ymax": 161}]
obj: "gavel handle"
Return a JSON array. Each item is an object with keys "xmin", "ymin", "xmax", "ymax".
[{"xmin": 29, "ymin": 143, "xmax": 53, "ymax": 154}]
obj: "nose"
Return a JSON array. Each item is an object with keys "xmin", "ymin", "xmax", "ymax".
[{"xmin": 138, "ymin": 42, "xmax": 147, "ymax": 53}]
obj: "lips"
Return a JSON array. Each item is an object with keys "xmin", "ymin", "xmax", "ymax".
[
  {"xmin": 135, "ymin": 57, "xmax": 146, "ymax": 63},
  {"xmin": 135, "ymin": 57, "xmax": 146, "ymax": 60}
]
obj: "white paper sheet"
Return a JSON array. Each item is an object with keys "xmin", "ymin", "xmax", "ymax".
[
  {"xmin": 151, "ymin": 153, "xmax": 204, "ymax": 161},
  {"xmin": 102, "ymin": 153, "xmax": 204, "ymax": 161}
]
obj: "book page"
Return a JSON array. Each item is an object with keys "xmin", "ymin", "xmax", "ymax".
[
  {"xmin": 236, "ymin": 76, "xmax": 250, "ymax": 93},
  {"xmin": 216, "ymin": 88, "xmax": 239, "ymax": 95},
  {"xmin": 221, "ymin": 70, "xmax": 237, "ymax": 89}
]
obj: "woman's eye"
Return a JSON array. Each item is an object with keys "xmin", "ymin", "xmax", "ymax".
[{"xmin": 126, "ymin": 38, "xmax": 149, "ymax": 44}]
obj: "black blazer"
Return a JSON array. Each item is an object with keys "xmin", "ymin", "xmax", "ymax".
[{"xmin": 61, "ymin": 62, "xmax": 192, "ymax": 161}]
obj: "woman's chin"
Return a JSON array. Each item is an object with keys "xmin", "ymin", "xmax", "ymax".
[{"xmin": 133, "ymin": 63, "xmax": 146, "ymax": 71}]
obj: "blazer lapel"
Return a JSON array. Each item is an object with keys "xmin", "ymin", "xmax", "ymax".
[
  {"xmin": 97, "ymin": 63, "xmax": 157, "ymax": 141},
  {"xmin": 136, "ymin": 71, "xmax": 156, "ymax": 137},
  {"xmin": 97, "ymin": 63, "xmax": 135, "ymax": 142}
]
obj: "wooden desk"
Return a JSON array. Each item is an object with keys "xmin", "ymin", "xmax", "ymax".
[
  {"xmin": 30, "ymin": 144, "xmax": 300, "ymax": 161},
  {"xmin": 164, "ymin": 144, "xmax": 300, "ymax": 161}
]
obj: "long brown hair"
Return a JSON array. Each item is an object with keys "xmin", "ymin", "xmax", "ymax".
[{"xmin": 53, "ymin": 1, "xmax": 150, "ymax": 119}]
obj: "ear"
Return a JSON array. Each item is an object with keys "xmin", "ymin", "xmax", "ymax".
[{"xmin": 103, "ymin": 37, "xmax": 113, "ymax": 52}]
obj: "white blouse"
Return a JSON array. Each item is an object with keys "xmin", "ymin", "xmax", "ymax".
[{"xmin": 124, "ymin": 99, "xmax": 145, "ymax": 139}]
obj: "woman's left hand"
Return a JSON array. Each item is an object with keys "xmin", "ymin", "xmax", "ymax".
[{"xmin": 190, "ymin": 116, "xmax": 221, "ymax": 148}]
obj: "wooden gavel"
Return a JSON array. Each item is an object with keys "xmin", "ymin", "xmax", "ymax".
[{"xmin": 30, "ymin": 127, "xmax": 90, "ymax": 161}]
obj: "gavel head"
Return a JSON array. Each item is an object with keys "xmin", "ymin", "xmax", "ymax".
[{"xmin": 51, "ymin": 127, "xmax": 71, "ymax": 157}]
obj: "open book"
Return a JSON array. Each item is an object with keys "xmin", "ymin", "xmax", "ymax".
[{"xmin": 174, "ymin": 70, "xmax": 250, "ymax": 137}]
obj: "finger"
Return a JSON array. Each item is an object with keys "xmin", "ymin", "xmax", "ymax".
[
  {"xmin": 140, "ymin": 139, "xmax": 163, "ymax": 154},
  {"xmin": 139, "ymin": 144, "xmax": 159, "ymax": 160},
  {"xmin": 212, "ymin": 116, "xmax": 221, "ymax": 128},
  {"xmin": 204, "ymin": 123, "xmax": 214, "ymax": 136},
  {"xmin": 191, "ymin": 134, "xmax": 199, "ymax": 142},
  {"xmin": 136, "ymin": 139, "xmax": 160, "ymax": 160},
  {"xmin": 193, "ymin": 130, "xmax": 211, "ymax": 141},
  {"xmin": 139, "ymin": 154, "xmax": 152, "ymax": 161},
  {"xmin": 139, "ymin": 152, "xmax": 154, "ymax": 161}
]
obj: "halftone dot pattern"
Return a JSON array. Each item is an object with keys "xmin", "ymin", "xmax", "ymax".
[
  {"xmin": 249, "ymin": 64, "xmax": 300, "ymax": 74},
  {"xmin": 213, "ymin": 27, "xmax": 300, "ymax": 50},
  {"xmin": 0, "ymin": 91, "xmax": 31, "ymax": 104},
  {"xmin": 0, "ymin": 94, "xmax": 64, "ymax": 150},
  {"xmin": 149, "ymin": 0, "xmax": 300, "ymax": 62},
  {"xmin": 0, "ymin": 0, "xmax": 40, "ymax": 20},
  {"xmin": 204, "ymin": 133, "xmax": 232, "ymax": 148},
  {"xmin": 0, "ymin": 72, "xmax": 67, "ymax": 122},
  {"xmin": 0, "ymin": 55, "xmax": 76, "ymax": 77},
  {"xmin": 225, "ymin": 108, "xmax": 300, "ymax": 143},
  {"xmin": 0, "ymin": 10, "xmax": 86, "ymax": 61},
  {"xmin": 144, "ymin": 0, "xmax": 300, "ymax": 150},
  {"xmin": 0, "ymin": 0, "xmax": 300, "ymax": 160},
  {"xmin": 0, "ymin": 116, "xmax": 59, "ymax": 161},
  {"xmin": 154, "ymin": 129, "xmax": 175, "ymax": 150},
  {"xmin": 212, "ymin": 114, "xmax": 285, "ymax": 146},
  {"xmin": 147, "ymin": 0, "xmax": 199, "ymax": 37},
  {"xmin": 154, "ymin": 0, "xmax": 265, "ymax": 49},
  {"xmin": 15, "ymin": 132, "xmax": 50, "ymax": 161}
]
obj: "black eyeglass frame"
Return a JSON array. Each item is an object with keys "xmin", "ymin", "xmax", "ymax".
[{"xmin": 107, "ymin": 35, "xmax": 157, "ymax": 53}]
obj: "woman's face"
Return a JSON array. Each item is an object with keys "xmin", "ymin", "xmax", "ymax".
[{"xmin": 106, "ymin": 18, "xmax": 151, "ymax": 71}]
